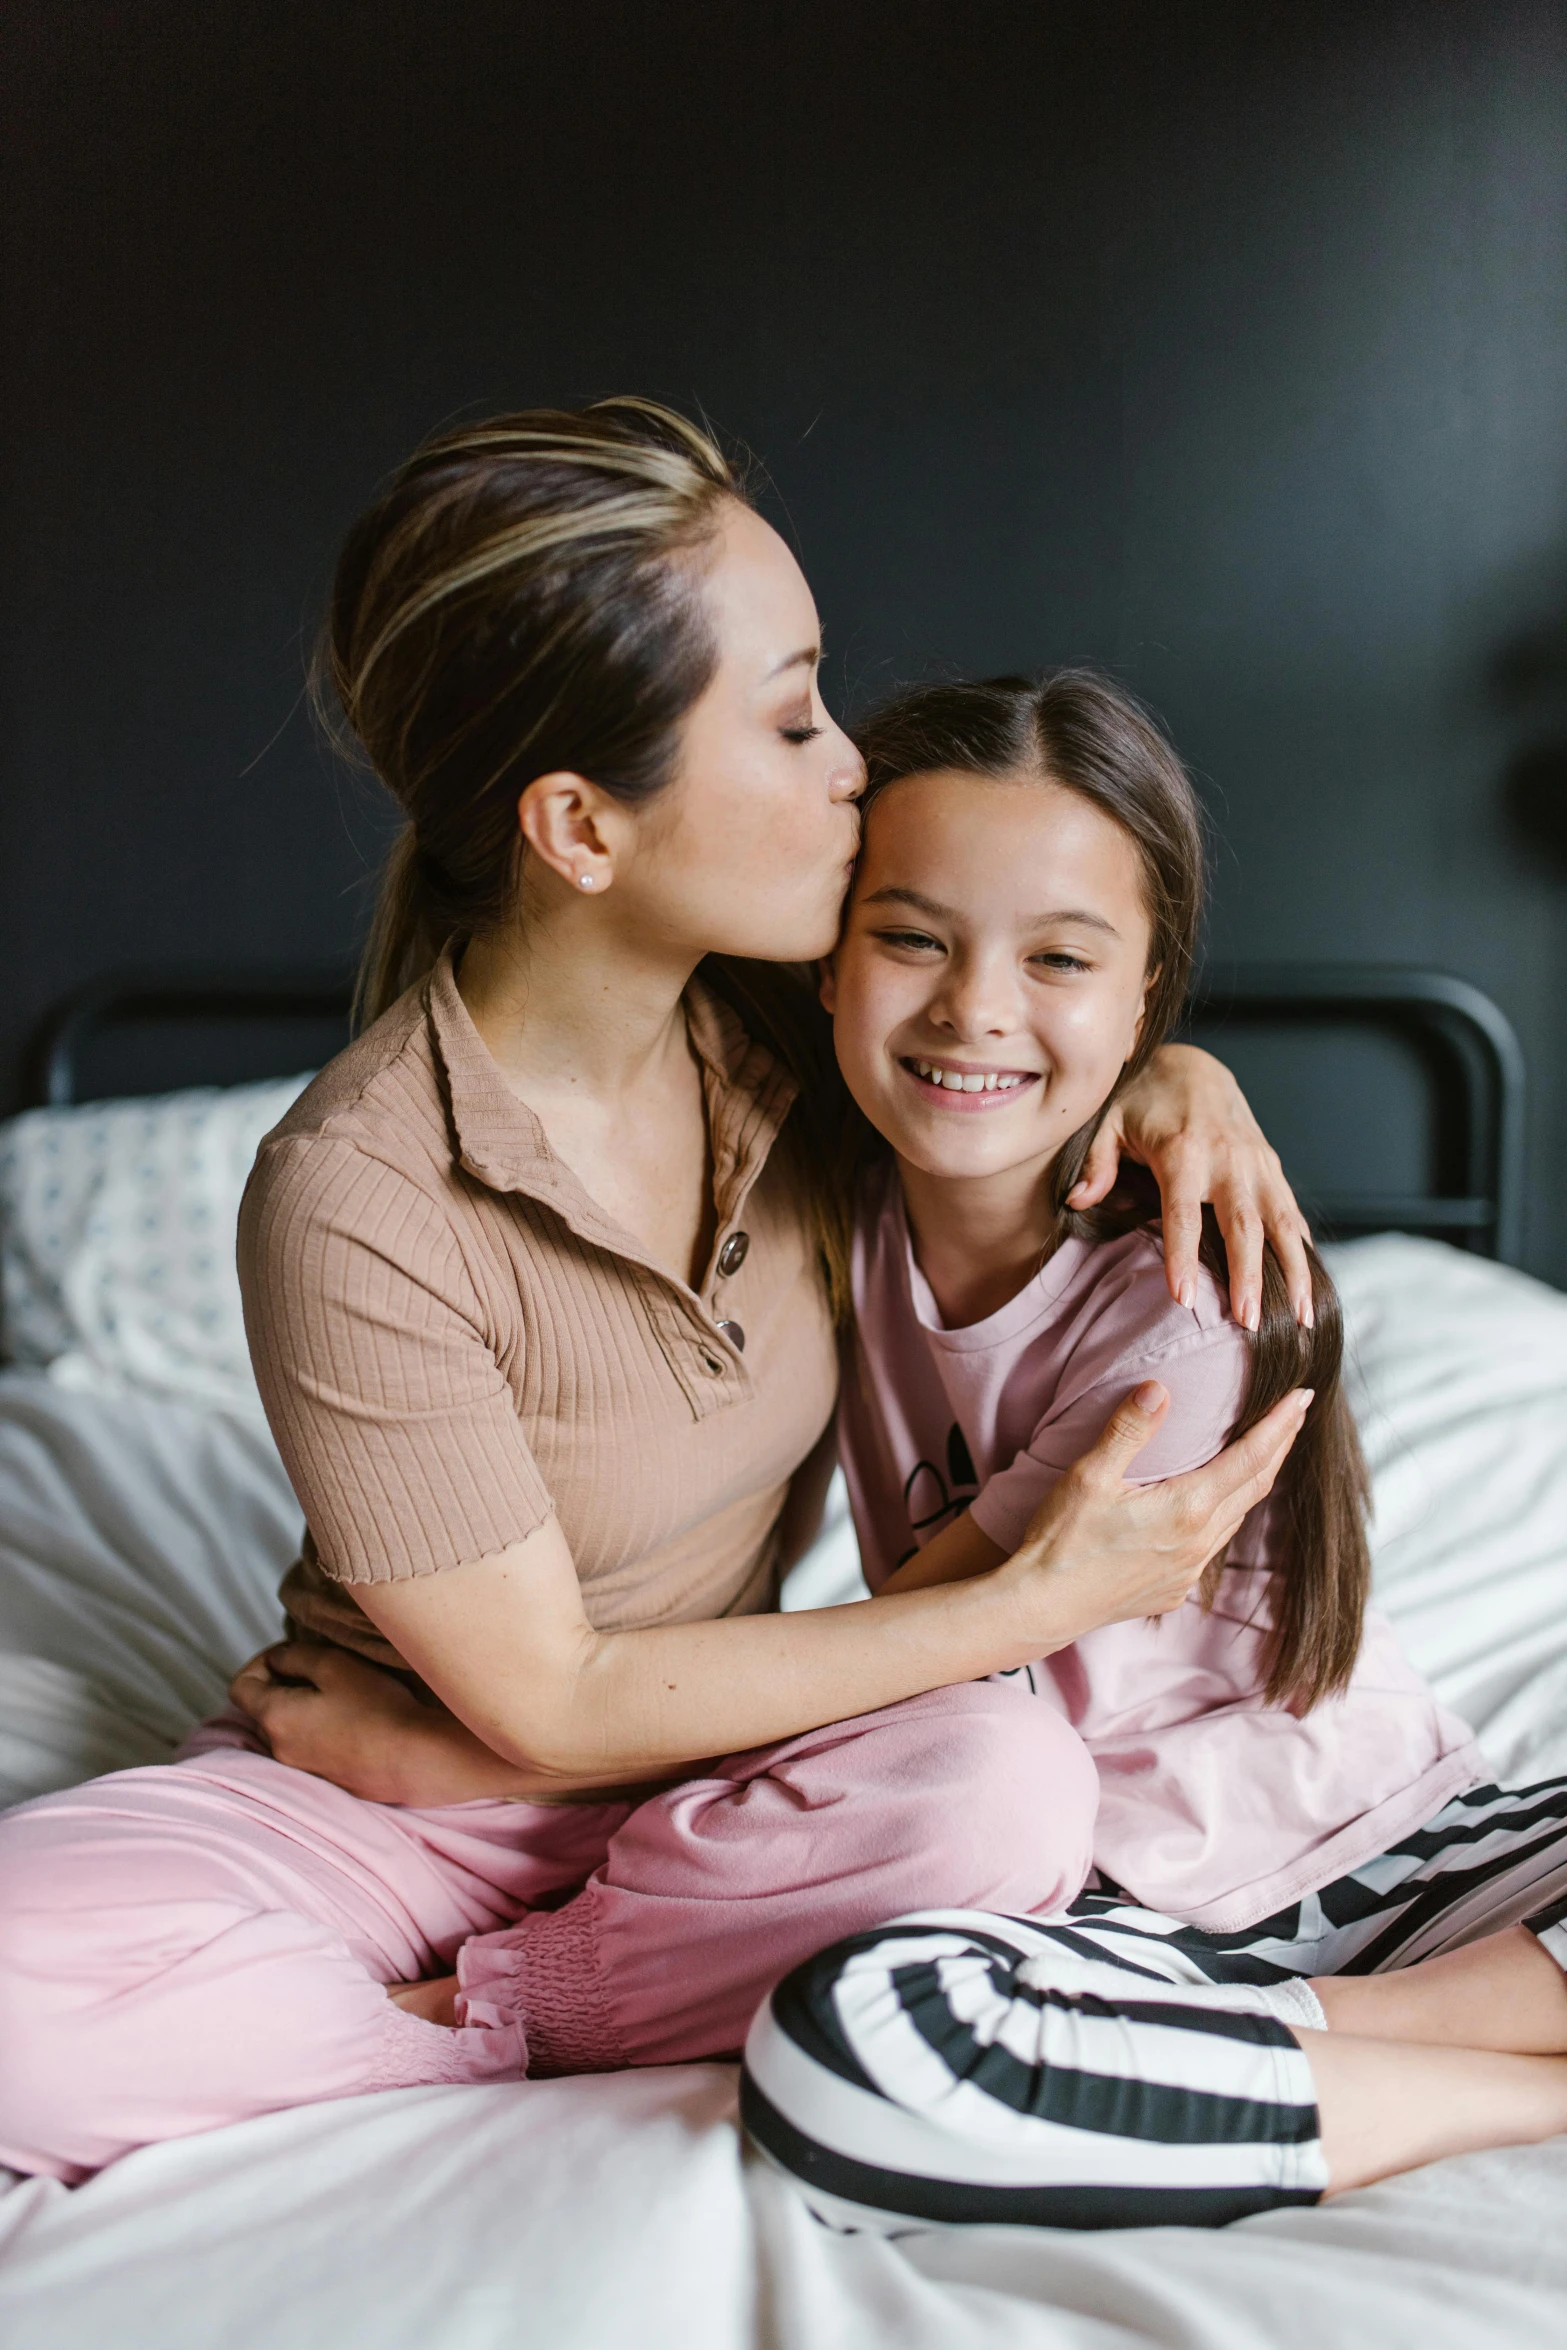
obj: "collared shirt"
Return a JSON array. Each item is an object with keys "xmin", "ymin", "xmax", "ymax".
[{"xmin": 238, "ymin": 952, "xmax": 838, "ymax": 1668}]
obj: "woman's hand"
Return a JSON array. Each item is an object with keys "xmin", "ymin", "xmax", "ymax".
[
  {"xmin": 995, "ymin": 1379, "xmax": 1313, "ymax": 1648},
  {"xmin": 228, "ymin": 1641, "xmax": 530, "ymax": 1806},
  {"xmin": 1070, "ymin": 1041, "xmax": 1312, "ymax": 1330}
]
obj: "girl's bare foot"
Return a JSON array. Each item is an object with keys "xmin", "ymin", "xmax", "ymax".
[{"xmin": 388, "ymin": 1973, "xmax": 460, "ymax": 2027}]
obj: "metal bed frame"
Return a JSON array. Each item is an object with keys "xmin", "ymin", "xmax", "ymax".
[
  {"xmin": 1184, "ymin": 963, "xmax": 1526, "ymax": 1264},
  {"xmin": 23, "ymin": 960, "xmax": 1528, "ymax": 1266},
  {"xmin": 26, "ymin": 966, "xmax": 354, "ymax": 1109}
]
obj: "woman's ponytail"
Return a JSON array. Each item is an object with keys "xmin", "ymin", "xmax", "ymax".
[
  {"xmin": 351, "ymin": 827, "xmax": 447, "ymax": 1029},
  {"xmin": 317, "ymin": 398, "xmax": 742, "ymax": 1029}
]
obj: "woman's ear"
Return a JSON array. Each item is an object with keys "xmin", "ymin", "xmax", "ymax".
[
  {"xmin": 817, "ymin": 953, "xmax": 838, "ymax": 1015},
  {"xmin": 516, "ymin": 772, "xmax": 617, "ymax": 893}
]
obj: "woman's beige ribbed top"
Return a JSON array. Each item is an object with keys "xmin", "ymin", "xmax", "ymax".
[{"xmin": 237, "ymin": 954, "xmax": 839, "ymax": 1669}]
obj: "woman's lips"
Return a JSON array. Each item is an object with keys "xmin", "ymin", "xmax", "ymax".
[{"xmin": 899, "ymin": 1057, "xmax": 1040, "ymax": 1112}]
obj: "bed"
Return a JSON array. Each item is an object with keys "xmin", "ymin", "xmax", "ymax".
[{"xmin": 1, "ymin": 968, "xmax": 1565, "ymax": 2349}]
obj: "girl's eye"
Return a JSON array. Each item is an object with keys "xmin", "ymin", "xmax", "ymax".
[
  {"xmin": 875, "ymin": 928, "xmax": 943, "ymax": 953},
  {"xmin": 1030, "ymin": 951, "xmax": 1092, "ymax": 973},
  {"xmin": 780, "ymin": 724, "xmax": 823, "ymax": 745}
]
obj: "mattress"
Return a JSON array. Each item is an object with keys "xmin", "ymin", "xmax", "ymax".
[{"xmin": 0, "ymin": 1232, "xmax": 1564, "ymax": 2347}]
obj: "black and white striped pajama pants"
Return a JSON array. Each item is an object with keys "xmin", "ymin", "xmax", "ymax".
[{"xmin": 741, "ymin": 1777, "xmax": 1567, "ymax": 2232}]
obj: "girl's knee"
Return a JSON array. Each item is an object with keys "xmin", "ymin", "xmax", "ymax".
[
  {"xmin": 900, "ymin": 1685, "xmax": 1098, "ymax": 1914},
  {"xmin": 743, "ymin": 1912, "xmax": 1042, "ymax": 2219}
]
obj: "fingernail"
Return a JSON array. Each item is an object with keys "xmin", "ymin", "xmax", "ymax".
[
  {"xmin": 1135, "ymin": 1380, "xmax": 1166, "ymax": 1411},
  {"xmin": 1178, "ymin": 1278, "xmax": 1196, "ymax": 1311},
  {"xmin": 1244, "ymin": 1302, "xmax": 1260, "ymax": 1333},
  {"xmin": 1300, "ymin": 1303, "xmax": 1315, "ymax": 1329},
  {"xmin": 1296, "ymin": 1388, "xmax": 1315, "ymax": 1412}
]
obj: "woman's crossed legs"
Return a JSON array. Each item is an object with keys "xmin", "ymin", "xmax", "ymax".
[
  {"xmin": 0, "ymin": 1677, "xmax": 1096, "ymax": 2180},
  {"xmin": 741, "ymin": 1777, "xmax": 1567, "ymax": 2231}
]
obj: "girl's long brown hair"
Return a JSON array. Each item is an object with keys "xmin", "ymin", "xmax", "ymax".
[{"xmin": 853, "ymin": 672, "xmax": 1371, "ymax": 1712}]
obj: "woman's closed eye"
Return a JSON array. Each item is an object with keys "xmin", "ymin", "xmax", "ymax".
[
  {"xmin": 778, "ymin": 664, "xmax": 827, "ymax": 745},
  {"xmin": 1029, "ymin": 949, "xmax": 1094, "ymax": 974}
]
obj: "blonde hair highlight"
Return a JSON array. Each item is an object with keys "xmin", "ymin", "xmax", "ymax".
[
  {"xmin": 318, "ymin": 398, "xmax": 858, "ymax": 1322},
  {"xmin": 317, "ymin": 397, "xmax": 739, "ymax": 1027}
]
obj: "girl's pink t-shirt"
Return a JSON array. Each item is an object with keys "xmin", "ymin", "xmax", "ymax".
[{"xmin": 838, "ymin": 1167, "xmax": 1485, "ymax": 1931}]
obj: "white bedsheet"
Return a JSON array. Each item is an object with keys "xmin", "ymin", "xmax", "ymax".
[
  {"xmin": 0, "ymin": 1374, "xmax": 295, "ymax": 1807},
  {"xmin": 2, "ymin": 2068, "xmax": 1564, "ymax": 2350},
  {"xmin": 0, "ymin": 1233, "xmax": 1564, "ymax": 2347}
]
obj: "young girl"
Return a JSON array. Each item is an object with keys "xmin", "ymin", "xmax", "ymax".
[{"xmin": 743, "ymin": 670, "xmax": 1567, "ymax": 2229}]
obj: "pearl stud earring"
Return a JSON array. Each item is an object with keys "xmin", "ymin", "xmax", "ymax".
[{"xmin": 579, "ymin": 873, "xmax": 595, "ymax": 890}]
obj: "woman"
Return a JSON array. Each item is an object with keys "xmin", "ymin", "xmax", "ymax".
[{"xmin": 0, "ymin": 400, "xmax": 1309, "ymax": 2181}]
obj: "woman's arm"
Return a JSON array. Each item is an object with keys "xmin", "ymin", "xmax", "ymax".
[
  {"xmin": 233, "ymin": 1381, "xmax": 1309, "ymax": 1802},
  {"xmin": 1078, "ymin": 1043, "xmax": 1313, "ymax": 1331}
]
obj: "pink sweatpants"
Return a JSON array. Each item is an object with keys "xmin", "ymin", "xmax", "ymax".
[{"xmin": 0, "ymin": 1679, "xmax": 1097, "ymax": 2181}]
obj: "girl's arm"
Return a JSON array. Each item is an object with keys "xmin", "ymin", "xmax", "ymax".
[
  {"xmin": 875, "ymin": 1512, "xmax": 1008, "ymax": 1596},
  {"xmin": 232, "ymin": 1380, "xmax": 1309, "ymax": 1803},
  {"xmin": 878, "ymin": 1284, "xmax": 1257, "ymax": 1603}
]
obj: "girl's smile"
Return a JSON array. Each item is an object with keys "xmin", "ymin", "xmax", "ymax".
[
  {"xmin": 824, "ymin": 768, "xmax": 1155, "ymax": 1194},
  {"xmin": 900, "ymin": 1054, "xmax": 1040, "ymax": 1106}
]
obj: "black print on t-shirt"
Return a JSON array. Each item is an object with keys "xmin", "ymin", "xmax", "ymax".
[
  {"xmin": 902, "ymin": 1420, "xmax": 979, "ymax": 1536},
  {"xmin": 946, "ymin": 1421, "xmax": 977, "ymax": 1490}
]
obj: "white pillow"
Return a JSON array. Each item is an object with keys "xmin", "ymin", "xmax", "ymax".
[
  {"xmin": 0, "ymin": 1074, "xmax": 313, "ymax": 1416},
  {"xmin": 1326, "ymin": 1234, "xmax": 1567, "ymax": 1781}
]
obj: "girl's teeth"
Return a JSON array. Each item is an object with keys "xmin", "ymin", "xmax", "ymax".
[{"xmin": 912, "ymin": 1060, "xmax": 1027, "ymax": 1093}]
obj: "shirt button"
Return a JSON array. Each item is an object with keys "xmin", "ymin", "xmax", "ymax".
[
  {"xmin": 716, "ymin": 1231, "xmax": 750, "ymax": 1278},
  {"xmin": 716, "ymin": 1319, "xmax": 746, "ymax": 1352}
]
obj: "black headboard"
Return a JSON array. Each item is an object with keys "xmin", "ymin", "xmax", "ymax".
[
  {"xmin": 25, "ymin": 967, "xmax": 354, "ymax": 1112},
  {"xmin": 1183, "ymin": 964, "xmax": 1525, "ymax": 1264},
  {"xmin": 22, "ymin": 960, "xmax": 1528, "ymax": 1266}
]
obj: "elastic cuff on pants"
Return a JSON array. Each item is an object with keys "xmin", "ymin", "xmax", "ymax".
[
  {"xmin": 459, "ymin": 1895, "xmax": 628, "ymax": 2076},
  {"xmin": 1266, "ymin": 1976, "xmax": 1329, "ymax": 2033},
  {"xmin": 368, "ymin": 1999, "xmax": 527, "ymax": 2091}
]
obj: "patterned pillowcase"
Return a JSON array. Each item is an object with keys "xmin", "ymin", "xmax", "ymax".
[{"xmin": 0, "ymin": 1074, "xmax": 313, "ymax": 1414}]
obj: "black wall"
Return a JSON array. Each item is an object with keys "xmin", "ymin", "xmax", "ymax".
[{"xmin": 6, "ymin": 2, "xmax": 1567, "ymax": 1279}]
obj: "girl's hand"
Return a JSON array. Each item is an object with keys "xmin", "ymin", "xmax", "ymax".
[
  {"xmin": 227, "ymin": 1641, "xmax": 530, "ymax": 1806},
  {"xmin": 998, "ymin": 1379, "xmax": 1312, "ymax": 1647},
  {"xmin": 1070, "ymin": 1042, "xmax": 1313, "ymax": 1332}
]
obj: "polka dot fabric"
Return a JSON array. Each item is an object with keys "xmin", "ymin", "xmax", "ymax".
[{"xmin": 0, "ymin": 1075, "xmax": 313, "ymax": 1414}]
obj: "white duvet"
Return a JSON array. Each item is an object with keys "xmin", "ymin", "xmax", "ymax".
[{"xmin": 0, "ymin": 1233, "xmax": 1564, "ymax": 2347}]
